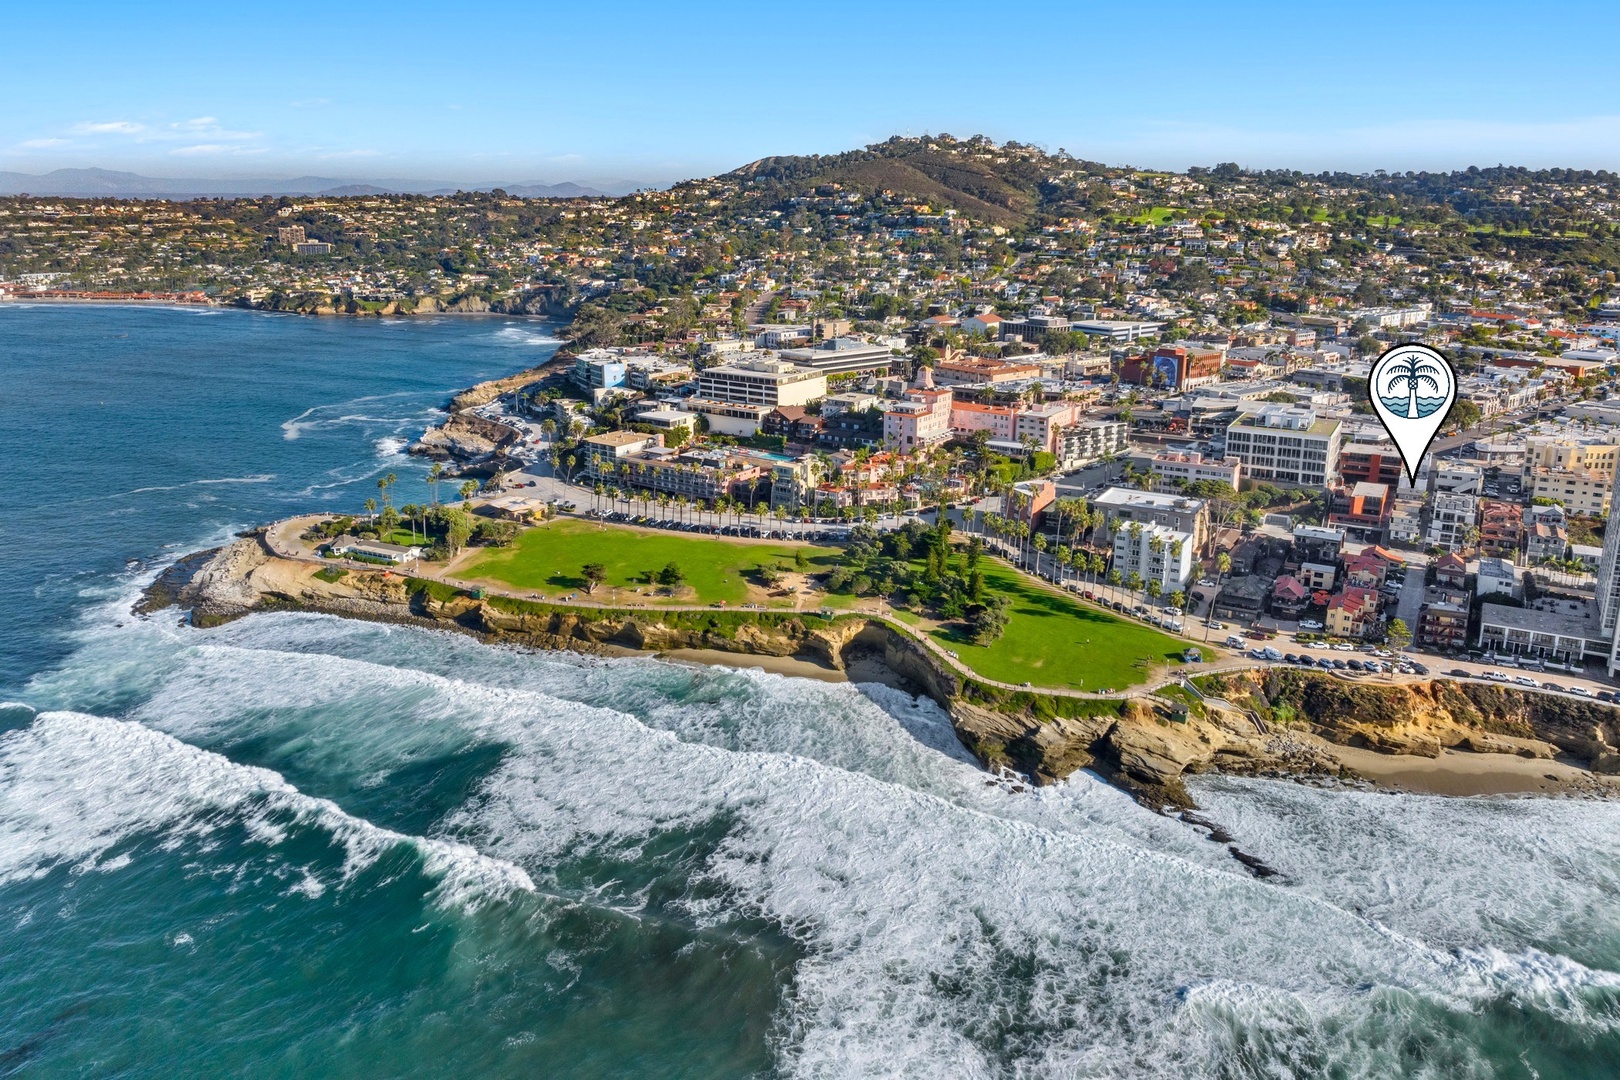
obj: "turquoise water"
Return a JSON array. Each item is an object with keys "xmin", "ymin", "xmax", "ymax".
[
  {"xmin": 5, "ymin": 305, "xmax": 1620, "ymax": 1077},
  {"xmin": 1379, "ymin": 394, "xmax": 1450, "ymax": 419}
]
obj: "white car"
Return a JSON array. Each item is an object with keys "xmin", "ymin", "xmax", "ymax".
[
  {"xmin": 1198, "ymin": 578, "xmax": 1217, "ymax": 587},
  {"xmin": 1514, "ymin": 675, "xmax": 1538, "ymax": 688},
  {"xmin": 1484, "ymin": 670, "xmax": 1509, "ymax": 682},
  {"xmin": 1332, "ymin": 643, "xmax": 1353, "ymax": 652},
  {"xmin": 1571, "ymin": 686, "xmax": 1591, "ymax": 696},
  {"xmin": 1299, "ymin": 620, "xmax": 1324, "ymax": 631}
]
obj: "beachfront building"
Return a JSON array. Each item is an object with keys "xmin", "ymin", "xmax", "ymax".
[
  {"xmin": 1324, "ymin": 586, "xmax": 1379, "ymax": 639},
  {"xmin": 1111, "ymin": 521, "xmax": 1197, "ymax": 592},
  {"xmin": 1092, "ymin": 487, "xmax": 1211, "ymax": 555},
  {"xmin": 1223, "ymin": 405, "xmax": 1342, "ymax": 488},
  {"xmin": 326, "ymin": 536, "xmax": 422, "ymax": 565},
  {"xmin": 573, "ymin": 352, "xmax": 628, "ymax": 391}
]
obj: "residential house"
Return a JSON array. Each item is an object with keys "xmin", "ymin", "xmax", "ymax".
[
  {"xmin": 1270, "ymin": 575, "xmax": 1310, "ymax": 619},
  {"xmin": 1325, "ymin": 586, "xmax": 1380, "ymax": 639}
]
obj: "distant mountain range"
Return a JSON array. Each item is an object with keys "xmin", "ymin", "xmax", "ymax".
[{"xmin": 0, "ymin": 167, "xmax": 650, "ymax": 199}]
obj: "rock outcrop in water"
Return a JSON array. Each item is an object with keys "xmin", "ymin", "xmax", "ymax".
[
  {"xmin": 140, "ymin": 539, "xmax": 1620, "ymax": 808},
  {"xmin": 407, "ymin": 361, "xmax": 562, "ymax": 465}
]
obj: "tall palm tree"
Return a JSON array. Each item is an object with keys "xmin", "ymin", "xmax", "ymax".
[{"xmin": 427, "ymin": 462, "xmax": 445, "ymax": 506}]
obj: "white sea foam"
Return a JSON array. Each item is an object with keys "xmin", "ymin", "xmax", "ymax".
[
  {"xmin": 24, "ymin": 607, "xmax": 1620, "ymax": 1075},
  {"xmin": 0, "ymin": 711, "xmax": 533, "ymax": 910},
  {"xmin": 109, "ymin": 474, "xmax": 277, "ymax": 498},
  {"xmin": 279, "ymin": 392, "xmax": 422, "ymax": 440},
  {"xmin": 490, "ymin": 325, "xmax": 562, "ymax": 347}
]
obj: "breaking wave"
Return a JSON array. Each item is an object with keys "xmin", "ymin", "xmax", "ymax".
[{"xmin": 13, "ymin": 606, "xmax": 1620, "ymax": 1076}]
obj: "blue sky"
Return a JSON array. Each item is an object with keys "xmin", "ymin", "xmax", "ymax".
[{"xmin": 6, "ymin": 0, "xmax": 1620, "ymax": 184}]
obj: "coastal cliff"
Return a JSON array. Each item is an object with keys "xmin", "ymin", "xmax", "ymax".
[{"xmin": 140, "ymin": 538, "xmax": 1620, "ymax": 808}]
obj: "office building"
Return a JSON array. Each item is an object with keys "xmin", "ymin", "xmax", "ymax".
[
  {"xmin": 1223, "ymin": 405, "xmax": 1342, "ymax": 488},
  {"xmin": 695, "ymin": 358, "xmax": 826, "ymax": 407}
]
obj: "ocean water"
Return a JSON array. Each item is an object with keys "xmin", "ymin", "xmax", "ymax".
[{"xmin": 4, "ymin": 306, "xmax": 1620, "ymax": 1077}]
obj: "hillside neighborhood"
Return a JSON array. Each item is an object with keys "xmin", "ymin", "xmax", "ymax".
[{"xmin": 12, "ymin": 135, "xmax": 1620, "ymax": 686}]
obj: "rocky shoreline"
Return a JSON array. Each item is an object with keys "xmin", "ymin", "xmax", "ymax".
[
  {"xmin": 139, "ymin": 535, "xmax": 1620, "ymax": 821},
  {"xmin": 407, "ymin": 358, "xmax": 569, "ymax": 469}
]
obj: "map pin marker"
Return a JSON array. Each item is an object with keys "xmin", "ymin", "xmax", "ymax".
[{"xmin": 1368, "ymin": 342, "xmax": 1456, "ymax": 485}]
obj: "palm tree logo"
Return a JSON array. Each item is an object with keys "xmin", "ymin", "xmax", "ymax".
[{"xmin": 1378, "ymin": 349, "xmax": 1449, "ymax": 419}]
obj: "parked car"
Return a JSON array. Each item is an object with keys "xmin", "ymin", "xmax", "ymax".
[
  {"xmin": 1571, "ymin": 686, "xmax": 1591, "ymax": 696},
  {"xmin": 1448, "ymin": 668, "xmax": 1472, "ymax": 678},
  {"xmin": 1514, "ymin": 675, "xmax": 1538, "ymax": 688},
  {"xmin": 1298, "ymin": 620, "xmax": 1324, "ymax": 631}
]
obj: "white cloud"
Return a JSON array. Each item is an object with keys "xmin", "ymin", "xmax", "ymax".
[
  {"xmin": 166, "ymin": 118, "xmax": 260, "ymax": 142},
  {"xmin": 17, "ymin": 138, "xmax": 71, "ymax": 149},
  {"xmin": 72, "ymin": 120, "xmax": 146, "ymax": 135}
]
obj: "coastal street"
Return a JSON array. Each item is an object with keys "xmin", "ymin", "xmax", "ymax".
[{"xmin": 264, "ymin": 506, "xmax": 1620, "ymax": 711}]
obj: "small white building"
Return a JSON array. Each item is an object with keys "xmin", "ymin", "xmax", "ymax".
[
  {"xmin": 327, "ymin": 536, "xmax": 421, "ymax": 564},
  {"xmin": 1476, "ymin": 556, "xmax": 1519, "ymax": 599}
]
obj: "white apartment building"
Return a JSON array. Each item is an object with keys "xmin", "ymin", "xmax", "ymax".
[
  {"xmin": 1389, "ymin": 498, "xmax": 1425, "ymax": 545},
  {"xmin": 1223, "ymin": 405, "xmax": 1341, "ymax": 488},
  {"xmin": 695, "ymin": 358, "xmax": 826, "ymax": 408},
  {"xmin": 1425, "ymin": 492, "xmax": 1480, "ymax": 551},
  {"xmin": 1112, "ymin": 522, "xmax": 1197, "ymax": 592},
  {"xmin": 1056, "ymin": 420, "xmax": 1129, "ymax": 468},
  {"xmin": 1148, "ymin": 451, "xmax": 1242, "ymax": 493}
]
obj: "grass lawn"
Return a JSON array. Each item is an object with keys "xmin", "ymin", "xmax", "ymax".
[
  {"xmin": 1126, "ymin": 206, "xmax": 1183, "ymax": 225},
  {"xmin": 453, "ymin": 519, "xmax": 841, "ymax": 605},
  {"xmin": 929, "ymin": 560, "xmax": 1187, "ymax": 692}
]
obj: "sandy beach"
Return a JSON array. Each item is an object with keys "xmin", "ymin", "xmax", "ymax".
[{"xmin": 1311, "ymin": 736, "xmax": 1620, "ymax": 797}]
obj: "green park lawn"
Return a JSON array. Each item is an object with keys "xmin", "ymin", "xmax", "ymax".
[
  {"xmin": 1126, "ymin": 206, "xmax": 1183, "ymax": 225},
  {"xmin": 929, "ymin": 560, "xmax": 1187, "ymax": 692},
  {"xmin": 453, "ymin": 519, "xmax": 840, "ymax": 605}
]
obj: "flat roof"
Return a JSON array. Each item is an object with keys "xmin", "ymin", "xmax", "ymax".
[
  {"xmin": 585, "ymin": 431, "xmax": 654, "ymax": 447},
  {"xmin": 1480, "ymin": 601, "xmax": 1605, "ymax": 641},
  {"xmin": 1093, "ymin": 487, "xmax": 1205, "ymax": 511}
]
